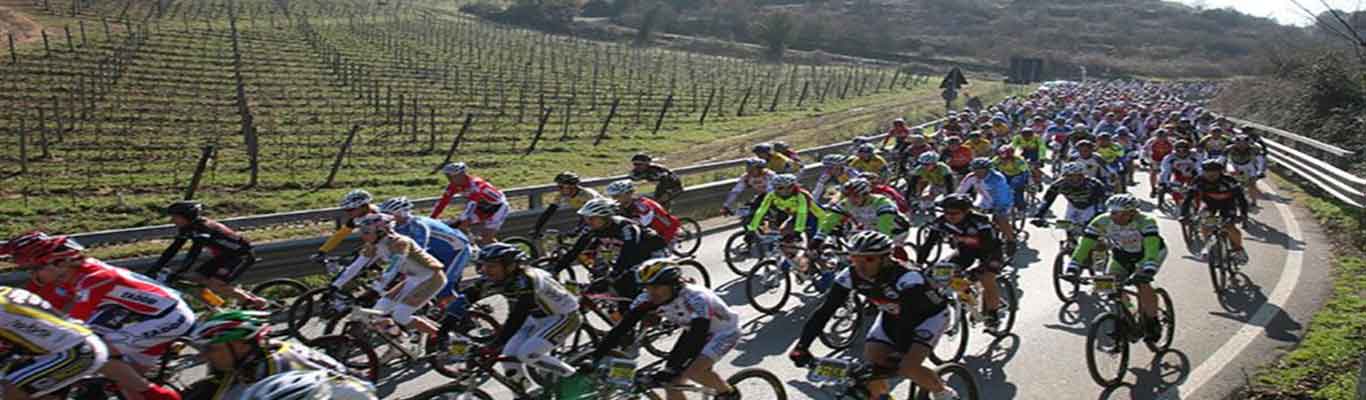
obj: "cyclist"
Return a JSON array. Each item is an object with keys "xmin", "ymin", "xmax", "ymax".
[
  {"xmin": 790, "ymin": 231, "xmax": 957, "ymax": 400},
  {"xmin": 0, "ymin": 286, "xmax": 112, "ymax": 400},
  {"xmin": 1180, "ymin": 159, "xmax": 1250, "ymax": 264},
  {"xmin": 375, "ymin": 197, "xmax": 475, "ymax": 311},
  {"xmin": 956, "ymin": 158, "xmax": 1018, "ymax": 254},
  {"xmin": 314, "ymin": 189, "xmax": 378, "ymax": 262},
  {"xmin": 882, "ymin": 117, "xmax": 913, "ymax": 151},
  {"xmin": 773, "ymin": 141, "xmax": 803, "ymax": 165},
  {"xmin": 812, "ymin": 154, "xmax": 857, "ymax": 200},
  {"xmin": 721, "ymin": 158, "xmax": 775, "ymax": 217},
  {"xmin": 1198, "ymin": 127, "xmax": 1232, "ymax": 159},
  {"xmin": 907, "ymin": 152, "xmax": 956, "ymax": 212},
  {"xmin": 1068, "ymin": 195, "xmax": 1168, "ymax": 342},
  {"xmin": 1045, "ymin": 123, "xmax": 1072, "ymax": 165},
  {"xmin": 862, "ymin": 173, "xmax": 911, "ymax": 214},
  {"xmin": 336, "ymin": 213, "xmax": 446, "ymax": 337},
  {"xmin": 240, "ymin": 370, "xmax": 377, "ymax": 400},
  {"xmin": 746, "ymin": 173, "xmax": 829, "ymax": 249},
  {"xmin": 915, "ymin": 194, "xmax": 1007, "ymax": 330},
  {"xmin": 1157, "ymin": 140, "xmax": 1204, "ymax": 203},
  {"xmin": 849, "ymin": 144, "xmax": 889, "ymax": 177},
  {"xmin": 186, "ymin": 311, "xmax": 359, "ymax": 400},
  {"xmin": 1069, "ymin": 140, "xmax": 1114, "ymax": 186},
  {"xmin": 432, "ymin": 162, "xmax": 508, "ymax": 244},
  {"xmin": 532, "ymin": 171, "xmax": 605, "ymax": 238},
  {"xmin": 10, "ymin": 232, "xmax": 188, "ymax": 400},
  {"xmin": 1032, "ymin": 162, "xmax": 1110, "ymax": 242},
  {"xmin": 1143, "ymin": 129, "xmax": 1175, "ymax": 197},
  {"xmin": 819, "ymin": 178, "xmax": 912, "ymax": 260},
  {"xmin": 964, "ymin": 131, "xmax": 993, "ymax": 158},
  {"xmin": 607, "ymin": 179, "xmax": 681, "ymax": 244},
  {"xmin": 464, "ymin": 243, "xmax": 581, "ymax": 386},
  {"xmin": 900, "ymin": 134, "xmax": 936, "ymax": 169},
  {"xmin": 629, "ymin": 153, "xmax": 685, "ymax": 209},
  {"xmin": 752, "ymin": 143, "xmax": 799, "ymax": 174},
  {"xmin": 149, "ymin": 200, "xmax": 266, "ymax": 309},
  {"xmin": 551, "ymin": 198, "xmax": 669, "ymax": 303},
  {"xmin": 992, "ymin": 146, "xmax": 1032, "ymax": 213},
  {"xmin": 590, "ymin": 260, "xmax": 742, "ymax": 400},
  {"xmin": 1011, "ymin": 127, "xmax": 1047, "ymax": 179},
  {"xmin": 1224, "ymin": 135, "xmax": 1266, "ymax": 207},
  {"xmin": 941, "ymin": 136, "xmax": 974, "ymax": 177}
]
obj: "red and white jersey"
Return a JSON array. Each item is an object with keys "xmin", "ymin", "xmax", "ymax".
[
  {"xmin": 431, "ymin": 176, "xmax": 507, "ymax": 218},
  {"xmin": 42, "ymin": 259, "xmax": 185, "ymax": 322},
  {"xmin": 625, "ymin": 197, "xmax": 680, "ymax": 240}
]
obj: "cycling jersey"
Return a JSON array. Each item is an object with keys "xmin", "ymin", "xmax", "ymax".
[
  {"xmin": 1069, "ymin": 154, "xmax": 1112, "ymax": 183},
  {"xmin": 1181, "ymin": 175, "xmax": 1248, "ymax": 218},
  {"xmin": 943, "ymin": 146, "xmax": 974, "ymax": 172},
  {"xmin": 1199, "ymin": 135, "xmax": 1231, "ymax": 156},
  {"xmin": 884, "ymin": 125, "xmax": 912, "ymax": 146},
  {"xmin": 1011, "ymin": 135, "xmax": 1047, "ymax": 162},
  {"xmin": 992, "ymin": 156, "xmax": 1030, "ymax": 177},
  {"xmin": 392, "ymin": 216, "xmax": 473, "ymax": 298},
  {"xmin": 554, "ymin": 217, "xmax": 667, "ymax": 276},
  {"xmin": 190, "ymin": 340, "xmax": 354, "ymax": 400},
  {"xmin": 630, "ymin": 163, "xmax": 684, "ymax": 193},
  {"xmin": 39, "ymin": 259, "xmax": 194, "ymax": 368},
  {"xmin": 748, "ymin": 189, "xmax": 829, "ymax": 233},
  {"xmin": 431, "ymin": 176, "xmax": 506, "ymax": 220},
  {"xmin": 364, "ymin": 235, "xmax": 443, "ymax": 299},
  {"xmin": 554, "ymin": 187, "xmax": 604, "ymax": 209},
  {"xmin": 465, "ymin": 267, "xmax": 579, "ymax": 348},
  {"xmin": 0, "ymin": 287, "xmax": 108, "ymax": 397},
  {"xmin": 819, "ymin": 194, "xmax": 909, "ymax": 237},
  {"xmin": 1039, "ymin": 176, "xmax": 1109, "ymax": 210},
  {"xmin": 151, "ymin": 217, "xmax": 253, "ymax": 281},
  {"xmin": 1096, "ymin": 143, "xmax": 1126, "ymax": 164},
  {"xmin": 797, "ymin": 264, "xmax": 948, "ymax": 350},
  {"xmin": 1144, "ymin": 137, "xmax": 1173, "ymax": 163},
  {"xmin": 623, "ymin": 196, "xmax": 681, "ymax": 243},
  {"xmin": 849, "ymin": 155, "xmax": 888, "ymax": 176},
  {"xmin": 1159, "ymin": 153, "xmax": 1204, "ymax": 183},
  {"xmin": 724, "ymin": 170, "xmax": 775, "ymax": 210},
  {"xmin": 916, "ymin": 212, "xmax": 1001, "ymax": 266},
  {"xmin": 1225, "ymin": 145, "xmax": 1261, "ymax": 166},
  {"xmin": 761, "ymin": 153, "xmax": 798, "ymax": 174},
  {"xmin": 871, "ymin": 183, "xmax": 911, "ymax": 214},
  {"xmin": 597, "ymin": 284, "xmax": 739, "ymax": 371},
  {"xmin": 956, "ymin": 170, "xmax": 1014, "ymax": 213},
  {"xmin": 812, "ymin": 167, "xmax": 855, "ymax": 199},
  {"xmin": 965, "ymin": 138, "xmax": 993, "ymax": 158},
  {"xmin": 909, "ymin": 163, "xmax": 955, "ymax": 191},
  {"xmin": 1074, "ymin": 213, "xmax": 1165, "ymax": 259}
]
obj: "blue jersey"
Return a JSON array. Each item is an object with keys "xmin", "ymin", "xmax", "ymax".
[{"xmin": 395, "ymin": 216, "xmax": 474, "ymax": 297}]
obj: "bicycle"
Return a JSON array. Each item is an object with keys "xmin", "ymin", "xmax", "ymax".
[
  {"xmin": 1034, "ymin": 218, "xmax": 1108, "ymax": 303},
  {"xmin": 722, "ymin": 206, "xmax": 785, "ymax": 276},
  {"xmin": 669, "ymin": 217, "xmax": 704, "ymax": 257},
  {"xmin": 160, "ymin": 270, "xmax": 307, "ymax": 339},
  {"xmin": 1084, "ymin": 275, "xmax": 1176, "ymax": 387},
  {"xmin": 743, "ymin": 232, "xmax": 839, "ymax": 315},
  {"xmin": 800, "ymin": 354, "xmax": 980, "ymax": 400},
  {"xmin": 1195, "ymin": 213, "xmax": 1243, "ymax": 294},
  {"xmin": 284, "ymin": 256, "xmax": 386, "ymax": 341},
  {"xmin": 925, "ymin": 262, "xmax": 1019, "ymax": 364},
  {"xmin": 818, "ymin": 289, "xmax": 872, "ymax": 351},
  {"xmin": 558, "ymin": 274, "xmax": 689, "ymax": 359}
]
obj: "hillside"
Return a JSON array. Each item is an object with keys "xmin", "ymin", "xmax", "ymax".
[{"xmin": 545, "ymin": 0, "xmax": 1316, "ymax": 77}]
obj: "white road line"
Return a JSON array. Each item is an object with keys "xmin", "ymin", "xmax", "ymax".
[{"xmin": 1160, "ymin": 183, "xmax": 1305, "ymax": 399}]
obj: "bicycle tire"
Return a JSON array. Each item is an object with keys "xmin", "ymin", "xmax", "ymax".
[
  {"xmin": 911, "ymin": 363, "xmax": 981, "ymax": 400},
  {"xmin": 930, "ymin": 301, "xmax": 968, "ymax": 365},
  {"xmin": 251, "ymin": 278, "xmax": 309, "ymax": 338},
  {"xmin": 1052, "ymin": 251, "xmax": 1078, "ymax": 303},
  {"xmin": 308, "ymin": 334, "xmax": 381, "ymax": 382},
  {"xmin": 991, "ymin": 276, "xmax": 1019, "ymax": 337},
  {"xmin": 676, "ymin": 258, "xmax": 712, "ymax": 289},
  {"xmin": 402, "ymin": 384, "xmax": 493, "ymax": 400},
  {"xmin": 504, "ymin": 236, "xmax": 540, "ymax": 260},
  {"xmin": 819, "ymin": 293, "xmax": 866, "ymax": 350},
  {"xmin": 1207, "ymin": 236, "xmax": 1228, "ymax": 294},
  {"xmin": 1085, "ymin": 313, "xmax": 1130, "ymax": 387},
  {"xmin": 727, "ymin": 368, "xmax": 789, "ymax": 400},
  {"xmin": 916, "ymin": 226, "xmax": 943, "ymax": 264},
  {"xmin": 745, "ymin": 260, "xmax": 792, "ymax": 315},
  {"xmin": 724, "ymin": 231, "xmax": 758, "ymax": 277},
  {"xmin": 669, "ymin": 217, "xmax": 704, "ymax": 257},
  {"xmin": 1146, "ymin": 288, "xmax": 1177, "ymax": 352},
  {"xmin": 643, "ymin": 322, "xmax": 681, "ymax": 359}
]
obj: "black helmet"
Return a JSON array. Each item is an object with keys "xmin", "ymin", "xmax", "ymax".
[
  {"xmin": 554, "ymin": 171, "xmax": 581, "ymax": 185},
  {"xmin": 937, "ymin": 194, "xmax": 974, "ymax": 211},
  {"xmin": 631, "ymin": 153, "xmax": 653, "ymax": 164},
  {"xmin": 1201, "ymin": 159, "xmax": 1226, "ymax": 171},
  {"xmin": 475, "ymin": 242, "xmax": 528, "ymax": 265},
  {"xmin": 167, "ymin": 201, "xmax": 203, "ymax": 219}
]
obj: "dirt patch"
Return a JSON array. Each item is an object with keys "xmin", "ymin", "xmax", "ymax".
[{"xmin": 0, "ymin": 3, "xmax": 42, "ymax": 44}]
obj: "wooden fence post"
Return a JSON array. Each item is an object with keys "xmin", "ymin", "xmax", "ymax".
[
  {"xmin": 652, "ymin": 93, "xmax": 673, "ymax": 135},
  {"xmin": 594, "ymin": 98, "xmax": 620, "ymax": 146},
  {"xmin": 437, "ymin": 113, "xmax": 474, "ymax": 171},
  {"xmin": 79, "ymin": 21, "xmax": 86, "ymax": 47},
  {"xmin": 323, "ymin": 125, "xmax": 361, "ymax": 187},
  {"xmin": 525, "ymin": 107, "xmax": 554, "ymax": 155},
  {"xmin": 427, "ymin": 106, "xmax": 436, "ymax": 153},
  {"xmin": 183, "ymin": 145, "xmax": 215, "ymax": 200}
]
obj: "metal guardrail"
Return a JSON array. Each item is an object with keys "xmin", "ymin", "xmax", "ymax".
[{"xmin": 1230, "ymin": 118, "xmax": 1366, "ymax": 209}]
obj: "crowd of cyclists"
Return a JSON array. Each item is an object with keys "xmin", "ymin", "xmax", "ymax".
[{"xmin": 0, "ymin": 79, "xmax": 1272, "ymax": 400}]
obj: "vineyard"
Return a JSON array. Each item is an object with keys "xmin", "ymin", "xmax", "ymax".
[{"xmin": 0, "ymin": 0, "xmax": 937, "ymax": 238}]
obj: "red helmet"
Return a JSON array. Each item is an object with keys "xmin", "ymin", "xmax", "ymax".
[{"xmin": 2, "ymin": 232, "xmax": 84, "ymax": 267}]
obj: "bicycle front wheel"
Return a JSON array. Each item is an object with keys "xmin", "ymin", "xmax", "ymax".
[
  {"xmin": 1146, "ymin": 288, "xmax": 1177, "ymax": 352},
  {"xmin": 309, "ymin": 335, "xmax": 381, "ymax": 382},
  {"xmin": 911, "ymin": 363, "xmax": 981, "ymax": 400},
  {"xmin": 990, "ymin": 277, "xmax": 1019, "ymax": 337},
  {"xmin": 930, "ymin": 301, "xmax": 969, "ymax": 364},
  {"xmin": 727, "ymin": 368, "xmax": 788, "ymax": 400},
  {"xmin": 819, "ymin": 293, "xmax": 866, "ymax": 350},
  {"xmin": 1085, "ymin": 313, "xmax": 1130, "ymax": 387},
  {"xmin": 676, "ymin": 258, "xmax": 713, "ymax": 289},
  {"xmin": 724, "ymin": 231, "xmax": 760, "ymax": 277},
  {"xmin": 251, "ymin": 279, "xmax": 309, "ymax": 338},
  {"xmin": 1052, "ymin": 251, "xmax": 1079, "ymax": 303},
  {"xmin": 745, "ymin": 260, "xmax": 792, "ymax": 315},
  {"xmin": 1207, "ymin": 237, "xmax": 1229, "ymax": 294},
  {"xmin": 669, "ymin": 218, "xmax": 704, "ymax": 257}
]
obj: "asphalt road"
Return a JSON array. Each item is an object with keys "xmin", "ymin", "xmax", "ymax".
[{"xmin": 248, "ymin": 171, "xmax": 1335, "ymax": 400}]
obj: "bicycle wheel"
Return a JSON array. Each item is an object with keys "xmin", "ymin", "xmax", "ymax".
[
  {"xmin": 1146, "ymin": 288, "xmax": 1177, "ymax": 352},
  {"xmin": 669, "ymin": 218, "xmax": 704, "ymax": 257},
  {"xmin": 727, "ymin": 368, "xmax": 789, "ymax": 400},
  {"xmin": 724, "ymin": 231, "xmax": 760, "ymax": 277},
  {"xmin": 1085, "ymin": 313, "xmax": 1130, "ymax": 387},
  {"xmin": 911, "ymin": 363, "xmax": 981, "ymax": 400},
  {"xmin": 745, "ymin": 260, "xmax": 792, "ymax": 315},
  {"xmin": 1181, "ymin": 221, "xmax": 1200, "ymax": 251},
  {"xmin": 675, "ymin": 258, "xmax": 712, "ymax": 288},
  {"xmin": 403, "ymin": 384, "xmax": 493, "ymax": 400},
  {"xmin": 915, "ymin": 226, "xmax": 943, "ymax": 264},
  {"xmin": 286, "ymin": 287, "xmax": 328, "ymax": 341},
  {"xmin": 930, "ymin": 301, "xmax": 969, "ymax": 365},
  {"xmin": 819, "ymin": 293, "xmax": 866, "ymax": 350},
  {"xmin": 504, "ymin": 236, "xmax": 540, "ymax": 260},
  {"xmin": 990, "ymin": 276, "xmax": 1019, "ymax": 337},
  {"xmin": 251, "ymin": 278, "xmax": 309, "ymax": 338},
  {"xmin": 643, "ymin": 322, "xmax": 682, "ymax": 359},
  {"xmin": 1052, "ymin": 251, "xmax": 1079, "ymax": 303},
  {"xmin": 1207, "ymin": 237, "xmax": 1228, "ymax": 294},
  {"xmin": 309, "ymin": 334, "xmax": 381, "ymax": 382}
]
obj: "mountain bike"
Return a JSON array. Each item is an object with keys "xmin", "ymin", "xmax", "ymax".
[
  {"xmin": 1034, "ymin": 218, "xmax": 1107, "ymax": 303},
  {"xmin": 800, "ymin": 355, "xmax": 979, "ymax": 400},
  {"xmin": 743, "ymin": 233, "xmax": 838, "ymax": 315},
  {"xmin": 159, "ymin": 269, "xmax": 307, "ymax": 339},
  {"xmin": 1084, "ymin": 275, "xmax": 1176, "ymax": 387},
  {"xmin": 669, "ymin": 217, "xmax": 704, "ymax": 257},
  {"xmin": 1196, "ymin": 213, "xmax": 1243, "ymax": 294},
  {"xmin": 926, "ymin": 262, "xmax": 1018, "ymax": 364}
]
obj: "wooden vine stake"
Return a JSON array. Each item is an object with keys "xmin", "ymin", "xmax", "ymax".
[
  {"xmin": 594, "ymin": 98, "xmax": 620, "ymax": 146},
  {"xmin": 699, "ymin": 87, "xmax": 715, "ymax": 125},
  {"xmin": 652, "ymin": 93, "xmax": 673, "ymax": 135},
  {"xmin": 525, "ymin": 107, "xmax": 554, "ymax": 155},
  {"xmin": 183, "ymin": 145, "xmax": 215, "ymax": 200},
  {"xmin": 437, "ymin": 113, "xmax": 475, "ymax": 172},
  {"xmin": 18, "ymin": 117, "xmax": 27, "ymax": 174},
  {"xmin": 323, "ymin": 125, "xmax": 361, "ymax": 188}
]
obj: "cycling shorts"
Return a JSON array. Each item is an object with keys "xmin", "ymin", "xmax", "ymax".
[
  {"xmin": 866, "ymin": 309, "xmax": 949, "ymax": 350},
  {"xmin": 1231, "ymin": 161, "xmax": 1260, "ymax": 177},
  {"xmin": 88, "ymin": 301, "xmax": 194, "ymax": 368},
  {"xmin": 3, "ymin": 336, "xmax": 108, "ymax": 397},
  {"xmin": 945, "ymin": 248, "xmax": 1005, "ymax": 275},
  {"xmin": 1107, "ymin": 248, "xmax": 1168, "ymax": 283},
  {"xmin": 1066, "ymin": 204, "xmax": 1102, "ymax": 229},
  {"xmin": 701, "ymin": 329, "xmax": 740, "ymax": 361},
  {"xmin": 463, "ymin": 202, "xmax": 510, "ymax": 232},
  {"xmin": 194, "ymin": 253, "xmax": 254, "ymax": 282}
]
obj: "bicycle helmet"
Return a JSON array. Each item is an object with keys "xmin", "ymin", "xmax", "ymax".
[
  {"xmin": 1075, "ymin": 140, "xmax": 1095, "ymax": 148},
  {"xmin": 554, "ymin": 171, "xmax": 581, "ymax": 186},
  {"xmin": 918, "ymin": 152, "xmax": 940, "ymax": 165},
  {"xmin": 846, "ymin": 231, "xmax": 894, "ymax": 256},
  {"xmin": 1201, "ymin": 159, "xmax": 1226, "ymax": 171},
  {"xmin": 997, "ymin": 145, "xmax": 1015, "ymax": 156},
  {"xmin": 1020, "ymin": 127, "xmax": 1035, "ymax": 135},
  {"xmin": 636, "ymin": 258, "xmax": 682, "ymax": 286},
  {"xmin": 773, "ymin": 141, "xmax": 791, "ymax": 152},
  {"xmin": 937, "ymin": 194, "xmax": 974, "ymax": 211},
  {"xmin": 745, "ymin": 158, "xmax": 767, "ymax": 169},
  {"xmin": 842, "ymin": 178, "xmax": 872, "ymax": 196},
  {"xmin": 1106, "ymin": 194, "xmax": 1141, "ymax": 212},
  {"xmin": 604, "ymin": 179, "xmax": 635, "ymax": 197},
  {"xmin": 821, "ymin": 154, "xmax": 848, "ymax": 167},
  {"xmin": 241, "ymin": 370, "xmax": 377, "ymax": 400},
  {"xmin": 1233, "ymin": 134, "xmax": 1251, "ymax": 143},
  {"xmin": 752, "ymin": 143, "xmax": 772, "ymax": 154},
  {"xmin": 1061, "ymin": 162, "xmax": 1088, "ymax": 176},
  {"xmin": 377, "ymin": 197, "xmax": 414, "ymax": 215},
  {"xmin": 631, "ymin": 153, "xmax": 653, "ymax": 164},
  {"xmin": 577, "ymin": 198, "xmax": 619, "ymax": 217},
  {"xmin": 166, "ymin": 200, "xmax": 203, "ymax": 219},
  {"xmin": 1097, "ymin": 133, "xmax": 1113, "ymax": 141},
  {"xmin": 3, "ymin": 232, "xmax": 84, "ymax": 267},
  {"xmin": 1174, "ymin": 140, "xmax": 1191, "ymax": 149},
  {"xmin": 338, "ymin": 189, "xmax": 373, "ymax": 210},
  {"xmin": 856, "ymin": 144, "xmax": 876, "ymax": 155},
  {"xmin": 475, "ymin": 242, "xmax": 527, "ymax": 265},
  {"xmin": 945, "ymin": 136, "xmax": 963, "ymax": 144},
  {"xmin": 354, "ymin": 213, "xmax": 395, "ymax": 234},
  {"xmin": 770, "ymin": 174, "xmax": 798, "ymax": 190},
  {"xmin": 440, "ymin": 162, "xmax": 468, "ymax": 175},
  {"xmin": 191, "ymin": 310, "xmax": 271, "ymax": 345},
  {"xmin": 969, "ymin": 158, "xmax": 993, "ymax": 170},
  {"xmin": 892, "ymin": 118, "xmax": 906, "ymax": 125}
]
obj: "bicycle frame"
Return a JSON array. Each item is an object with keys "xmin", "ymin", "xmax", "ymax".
[{"xmin": 1090, "ymin": 276, "xmax": 1147, "ymax": 343}]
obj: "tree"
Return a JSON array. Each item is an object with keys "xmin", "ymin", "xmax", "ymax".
[
  {"xmin": 636, "ymin": 2, "xmax": 675, "ymax": 45},
  {"xmin": 753, "ymin": 11, "xmax": 800, "ymax": 62}
]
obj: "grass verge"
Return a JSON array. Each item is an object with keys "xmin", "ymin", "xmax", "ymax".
[{"xmin": 1242, "ymin": 175, "xmax": 1364, "ymax": 400}]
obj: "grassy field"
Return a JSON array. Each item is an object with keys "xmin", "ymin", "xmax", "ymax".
[{"xmin": 0, "ymin": 0, "xmax": 932, "ymax": 238}]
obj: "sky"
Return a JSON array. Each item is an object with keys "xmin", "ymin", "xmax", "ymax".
[{"xmin": 1174, "ymin": 0, "xmax": 1363, "ymax": 26}]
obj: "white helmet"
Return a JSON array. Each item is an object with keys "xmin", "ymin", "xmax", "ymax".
[
  {"xmin": 1106, "ymin": 194, "xmax": 1141, "ymax": 212},
  {"xmin": 842, "ymin": 178, "xmax": 872, "ymax": 196},
  {"xmin": 917, "ymin": 152, "xmax": 940, "ymax": 165},
  {"xmin": 355, "ymin": 213, "xmax": 395, "ymax": 234},
  {"xmin": 578, "ymin": 198, "xmax": 619, "ymax": 217},
  {"xmin": 1061, "ymin": 162, "xmax": 1088, "ymax": 176},
  {"xmin": 441, "ymin": 162, "xmax": 468, "ymax": 175},
  {"xmin": 771, "ymin": 174, "xmax": 798, "ymax": 190},
  {"xmin": 338, "ymin": 190, "xmax": 372, "ymax": 209},
  {"xmin": 240, "ymin": 370, "xmax": 377, "ymax": 400},
  {"xmin": 821, "ymin": 154, "xmax": 848, "ymax": 167},
  {"xmin": 377, "ymin": 197, "xmax": 414, "ymax": 215},
  {"xmin": 604, "ymin": 179, "xmax": 636, "ymax": 197}
]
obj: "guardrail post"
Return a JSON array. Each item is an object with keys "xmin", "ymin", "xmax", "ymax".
[{"xmin": 528, "ymin": 192, "xmax": 543, "ymax": 211}]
